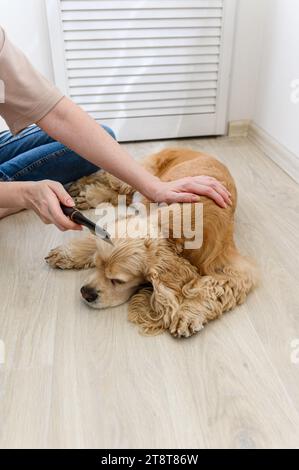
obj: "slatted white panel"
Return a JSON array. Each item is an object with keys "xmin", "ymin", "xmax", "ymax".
[{"xmin": 46, "ymin": 0, "xmax": 236, "ymax": 141}]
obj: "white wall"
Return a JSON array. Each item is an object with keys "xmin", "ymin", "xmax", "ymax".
[
  {"xmin": 229, "ymin": 0, "xmax": 299, "ymax": 159},
  {"xmin": 0, "ymin": 0, "xmax": 53, "ymax": 131},
  {"xmin": 1, "ymin": 0, "xmax": 264, "ymax": 133},
  {"xmin": 1, "ymin": 0, "xmax": 268, "ymax": 135},
  {"xmin": 228, "ymin": 0, "xmax": 267, "ymax": 122},
  {"xmin": 253, "ymin": 0, "xmax": 299, "ymax": 158}
]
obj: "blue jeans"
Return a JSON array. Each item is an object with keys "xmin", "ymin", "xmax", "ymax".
[{"xmin": 0, "ymin": 124, "xmax": 116, "ymax": 184}]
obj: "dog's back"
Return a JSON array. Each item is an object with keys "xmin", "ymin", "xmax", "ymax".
[
  {"xmin": 142, "ymin": 148, "xmax": 239, "ymax": 275},
  {"xmin": 143, "ymin": 147, "xmax": 236, "ymax": 200}
]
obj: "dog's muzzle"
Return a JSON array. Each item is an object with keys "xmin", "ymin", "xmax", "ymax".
[{"xmin": 80, "ymin": 285, "xmax": 98, "ymax": 303}]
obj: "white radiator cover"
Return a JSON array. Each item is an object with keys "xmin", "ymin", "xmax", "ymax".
[{"xmin": 46, "ymin": 0, "xmax": 236, "ymax": 141}]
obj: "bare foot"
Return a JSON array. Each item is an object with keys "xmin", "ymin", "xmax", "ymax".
[{"xmin": 0, "ymin": 207, "xmax": 24, "ymax": 219}]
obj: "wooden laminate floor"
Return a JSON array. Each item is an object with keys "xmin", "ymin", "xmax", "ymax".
[{"xmin": 0, "ymin": 136, "xmax": 299, "ymax": 449}]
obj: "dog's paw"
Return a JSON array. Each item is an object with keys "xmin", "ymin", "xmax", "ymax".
[
  {"xmin": 73, "ymin": 194, "xmax": 92, "ymax": 210},
  {"xmin": 169, "ymin": 315, "xmax": 204, "ymax": 338},
  {"xmin": 68, "ymin": 187, "xmax": 91, "ymax": 210},
  {"xmin": 68, "ymin": 179, "xmax": 93, "ymax": 209},
  {"xmin": 45, "ymin": 246, "xmax": 74, "ymax": 269},
  {"xmin": 68, "ymin": 180, "xmax": 82, "ymax": 198}
]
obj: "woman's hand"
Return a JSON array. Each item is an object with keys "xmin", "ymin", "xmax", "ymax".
[
  {"xmin": 23, "ymin": 180, "xmax": 82, "ymax": 231},
  {"xmin": 151, "ymin": 175, "xmax": 232, "ymax": 207}
]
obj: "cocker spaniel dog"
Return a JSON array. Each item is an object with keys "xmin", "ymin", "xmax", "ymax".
[{"xmin": 46, "ymin": 148, "xmax": 258, "ymax": 338}]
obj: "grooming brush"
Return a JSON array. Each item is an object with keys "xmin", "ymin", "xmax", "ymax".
[{"xmin": 60, "ymin": 204, "xmax": 113, "ymax": 245}]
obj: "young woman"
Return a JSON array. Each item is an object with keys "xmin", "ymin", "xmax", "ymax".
[{"xmin": 0, "ymin": 26, "xmax": 231, "ymax": 232}]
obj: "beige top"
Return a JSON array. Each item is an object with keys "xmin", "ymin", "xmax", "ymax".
[{"xmin": 0, "ymin": 27, "xmax": 63, "ymax": 134}]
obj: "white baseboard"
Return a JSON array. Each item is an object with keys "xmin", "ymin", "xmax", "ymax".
[
  {"xmin": 248, "ymin": 123, "xmax": 299, "ymax": 184},
  {"xmin": 228, "ymin": 120, "xmax": 251, "ymax": 137}
]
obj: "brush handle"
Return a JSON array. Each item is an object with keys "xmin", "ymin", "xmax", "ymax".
[
  {"xmin": 60, "ymin": 205, "xmax": 76, "ymax": 218},
  {"xmin": 60, "ymin": 204, "xmax": 96, "ymax": 233}
]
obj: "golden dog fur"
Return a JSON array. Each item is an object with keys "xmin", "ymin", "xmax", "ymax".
[{"xmin": 46, "ymin": 148, "xmax": 258, "ymax": 338}]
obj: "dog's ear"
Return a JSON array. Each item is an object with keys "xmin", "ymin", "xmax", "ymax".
[{"xmin": 129, "ymin": 241, "xmax": 198, "ymax": 334}]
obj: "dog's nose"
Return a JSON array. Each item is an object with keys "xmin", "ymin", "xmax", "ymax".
[{"xmin": 80, "ymin": 285, "xmax": 98, "ymax": 303}]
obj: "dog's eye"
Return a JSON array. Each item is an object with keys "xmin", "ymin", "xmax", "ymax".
[{"xmin": 110, "ymin": 278, "xmax": 126, "ymax": 286}]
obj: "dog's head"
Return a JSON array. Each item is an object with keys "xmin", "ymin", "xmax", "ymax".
[
  {"xmin": 80, "ymin": 203, "xmax": 204, "ymax": 336},
  {"xmin": 80, "ymin": 232, "xmax": 202, "ymax": 336},
  {"xmin": 80, "ymin": 236, "xmax": 149, "ymax": 309}
]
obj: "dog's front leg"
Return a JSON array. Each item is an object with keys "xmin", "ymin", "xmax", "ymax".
[
  {"xmin": 168, "ymin": 300, "xmax": 205, "ymax": 338},
  {"xmin": 45, "ymin": 236, "xmax": 97, "ymax": 270},
  {"xmin": 169, "ymin": 270, "xmax": 256, "ymax": 338},
  {"xmin": 128, "ymin": 288, "xmax": 205, "ymax": 338}
]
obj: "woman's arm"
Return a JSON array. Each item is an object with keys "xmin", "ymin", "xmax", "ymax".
[
  {"xmin": 0, "ymin": 27, "xmax": 230, "ymax": 231},
  {"xmin": 0, "ymin": 97, "xmax": 231, "ymax": 231},
  {"xmin": 37, "ymin": 97, "xmax": 231, "ymax": 207}
]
